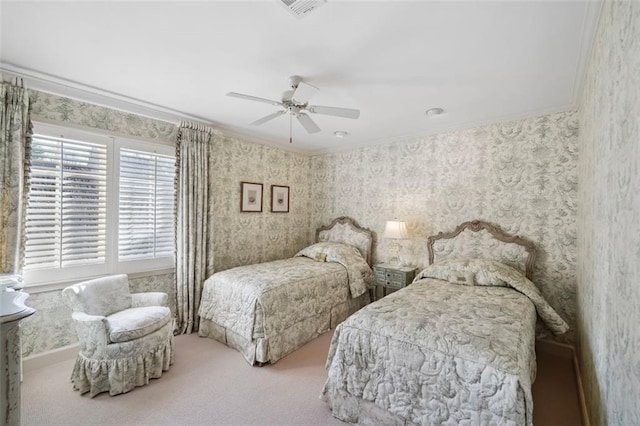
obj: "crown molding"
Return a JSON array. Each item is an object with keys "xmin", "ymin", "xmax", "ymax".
[
  {"xmin": 307, "ymin": 103, "xmax": 577, "ymax": 156},
  {"xmin": 0, "ymin": 63, "xmax": 212, "ymax": 125},
  {"xmin": 0, "ymin": 63, "xmax": 310, "ymax": 155},
  {"xmin": 1, "ymin": 57, "xmax": 589, "ymax": 159}
]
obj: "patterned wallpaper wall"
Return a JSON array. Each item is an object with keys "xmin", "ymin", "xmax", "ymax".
[
  {"xmin": 209, "ymin": 132, "xmax": 312, "ymax": 272},
  {"xmin": 577, "ymin": 1, "xmax": 640, "ymax": 424},
  {"xmin": 310, "ymin": 111, "xmax": 578, "ymax": 341},
  {"xmin": 28, "ymin": 90, "xmax": 178, "ymax": 143}
]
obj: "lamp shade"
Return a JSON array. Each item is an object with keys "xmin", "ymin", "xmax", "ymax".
[{"xmin": 383, "ymin": 220, "xmax": 408, "ymax": 239}]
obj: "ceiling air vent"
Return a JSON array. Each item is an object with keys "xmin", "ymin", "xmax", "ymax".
[{"xmin": 276, "ymin": 0, "xmax": 326, "ymax": 18}]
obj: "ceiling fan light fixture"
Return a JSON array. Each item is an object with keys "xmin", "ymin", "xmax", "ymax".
[
  {"xmin": 425, "ymin": 107, "xmax": 445, "ymax": 117},
  {"xmin": 333, "ymin": 131, "xmax": 348, "ymax": 138}
]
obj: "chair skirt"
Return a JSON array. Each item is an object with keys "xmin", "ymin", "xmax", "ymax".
[{"xmin": 70, "ymin": 320, "xmax": 174, "ymax": 397}]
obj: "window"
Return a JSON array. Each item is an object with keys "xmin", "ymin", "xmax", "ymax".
[{"xmin": 23, "ymin": 123, "xmax": 175, "ymax": 285}]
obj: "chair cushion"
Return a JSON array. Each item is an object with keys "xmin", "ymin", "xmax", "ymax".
[
  {"xmin": 63, "ymin": 274, "xmax": 132, "ymax": 317},
  {"xmin": 106, "ymin": 306, "xmax": 172, "ymax": 343}
]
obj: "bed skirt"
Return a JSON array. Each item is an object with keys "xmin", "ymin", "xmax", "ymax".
[
  {"xmin": 322, "ymin": 388, "xmax": 409, "ymax": 425},
  {"xmin": 322, "ymin": 383, "xmax": 527, "ymax": 426},
  {"xmin": 198, "ymin": 293, "xmax": 369, "ymax": 365}
]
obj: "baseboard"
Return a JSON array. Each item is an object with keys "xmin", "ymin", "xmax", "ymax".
[
  {"xmin": 536, "ymin": 339, "xmax": 590, "ymax": 426},
  {"xmin": 22, "ymin": 343, "xmax": 79, "ymax": 372},
  {"xmin": 572, "ymin": 350, "xmax": 591, "ymax": 426}
]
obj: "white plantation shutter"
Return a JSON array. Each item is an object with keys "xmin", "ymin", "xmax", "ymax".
[
  {"xmin": 118, "ymin": 149, "xmax": 175, "ymax": 262},
  {"xmin": 22, "ymin": 123, "xmax": 176, "ymax": 286},
  {"xmin": 24, "ymin": 135, "xmax": 107, "ymax": 271}
]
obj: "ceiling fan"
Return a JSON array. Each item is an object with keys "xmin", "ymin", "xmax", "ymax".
[{"xmin": 227, "ymin": 75, "xmax": 360, "ymax": 143}]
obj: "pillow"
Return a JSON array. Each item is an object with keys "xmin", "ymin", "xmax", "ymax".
[
  {"xmin": 295, "ymin": 242, "xmax": 372, "ymax": 298},
  {"xmin": 296, "ymin": 242, "xmax": 364, "ymax": 262},
  {"xmin": 415, "ymin": 258, "xmax": 525, "ymax": 287}
]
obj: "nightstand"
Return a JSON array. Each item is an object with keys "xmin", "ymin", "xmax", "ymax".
[{"xmin": 372, "ymin": 263, "xmax": 417, "ymax": 300}]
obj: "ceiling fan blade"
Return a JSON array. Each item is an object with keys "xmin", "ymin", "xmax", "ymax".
[
  {"xmin": 296, "ymin": 113, "xmax": 321, "ymax": 134},
  {"xmin": 249, "ymin": 110, "xmax": 286, "ymax": 126},
  {"xmin": 291, "ymin": 82, "xmax": 319, "ymax": 104},
  {"xmin": 227, "ymin": 92, "xmax": 283, "ymax": 107},
  {"xmin": 307, "ymin": 105, "xmax": 360, "ymax": 119}
]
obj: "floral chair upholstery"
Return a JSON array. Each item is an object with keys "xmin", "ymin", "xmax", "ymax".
[{"xmin": 62, "ymin": 274, "xmax": 174, "ymax": 397}]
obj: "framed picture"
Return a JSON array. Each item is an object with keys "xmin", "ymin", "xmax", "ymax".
[
  {"xmin": 271, "ymin": 185, "xmax": 290, "ymax": 213},
  {"xmin": 240, "ymin": 182, "xmax": 263, "ymax": 212}
]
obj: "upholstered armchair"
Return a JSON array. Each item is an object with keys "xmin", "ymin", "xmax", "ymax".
[{"xmin": 62, "ymin": 274, "xmax": 174, "ymax": 397}]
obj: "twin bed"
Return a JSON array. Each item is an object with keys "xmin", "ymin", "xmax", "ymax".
[
  {"xmin": 198, "ymin": 216, "xmax": 375, "ymax": 365},
  {"xmin": 198, "ymin": 217, "xmax": 569, "ymax": 425},
  {"xmin": 321, "ymin": 220, "xmax": 569, "ymax": 425}
]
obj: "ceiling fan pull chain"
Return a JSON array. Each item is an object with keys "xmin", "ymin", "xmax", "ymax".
[{"xmin": 289, "ymin": 113, "xmax": 293, "ymax": 143}]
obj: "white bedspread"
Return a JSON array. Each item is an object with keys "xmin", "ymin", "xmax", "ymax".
[
  {"xmin": 322, "ymin": 262, "xmax": 569, "ymax": 425},
  {"xmin": 198, "ymin": 242, "xmax": 373, "ymax": 342}
]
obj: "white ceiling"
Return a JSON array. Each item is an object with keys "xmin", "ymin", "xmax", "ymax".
[{"xmin": 1, "ymin": 1, "xmax": 600, "ymax": 154}]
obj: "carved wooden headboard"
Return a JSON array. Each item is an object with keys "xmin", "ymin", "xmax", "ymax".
[
  {"xmin": 316, "ymin": 216, "xmax": 375, "ymax": 266},
  {"xmin": 427, "ymin": 220, "xmax": 536, "ymax": 279}
]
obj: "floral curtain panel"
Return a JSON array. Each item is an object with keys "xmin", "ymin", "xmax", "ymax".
[
  {"xmin": 175, "ymin": 123, "xmax": 214, "ymax": 334},
  {"xmin": 0, "ymin": 82, "xmax": 31, "ymax": 274}
]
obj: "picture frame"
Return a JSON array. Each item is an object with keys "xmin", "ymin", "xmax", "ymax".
[
  {"xmin": 270, "ymin": 185, "xmax": 290, "ymax": 213},
  {"xmin": 240, "ymin": 182, "xmax": 263, "ymax": 212}
]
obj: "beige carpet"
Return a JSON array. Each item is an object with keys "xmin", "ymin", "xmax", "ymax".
[{"xmin": 21, "ymin": 331, "xmax": 582, "ymax": 425}]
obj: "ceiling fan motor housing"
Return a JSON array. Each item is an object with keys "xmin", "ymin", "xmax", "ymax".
[{"xmin": 288, "ymin": 75, "xmax": 302, "ymax": 88}]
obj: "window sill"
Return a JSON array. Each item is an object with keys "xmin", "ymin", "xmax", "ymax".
[{"xmin": 24, "ymin": 267, "xmax": 176, "ymax": 294}]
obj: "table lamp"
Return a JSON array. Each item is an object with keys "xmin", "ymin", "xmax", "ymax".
[{"xmin": 384, "ymin": 220, "xmax": 407, "ymax": 265}]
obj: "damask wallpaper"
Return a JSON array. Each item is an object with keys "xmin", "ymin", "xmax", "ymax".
[
  {"xmin": 310, "ymin": 111, "xmax": 578, "ymax": 342},
  {"xmin": 577, "ymin": 1, "xmax": 640, "ymax": 424},
  {"xmin": 209, "ymin": 132, "xmax": 313, "ymax": 272},
  {"xmin": 27, "ymin": 90, "xmax": 177, "ymax": 143}
]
